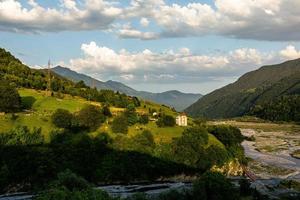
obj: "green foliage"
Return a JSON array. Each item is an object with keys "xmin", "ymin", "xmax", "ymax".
[
  {"xmin": 125, "ymin": 103, "xmax": 139, "ymax": 125},
  {"xmin": 111, "ymin": 115, "xmax": 128, "ymax": 134},
  {"xmin": 171, "ymin": 127, "xmax": 209, "ymax": 169},
  {"xmin": 77, "ymin": 105, "xmax": 106, "ymax": 131},
  {"xmin": 186, "ymin": 58, "xmax": 300, "ymax": 119},
  {"xmin": 102, "ymin": 105, "xmax": 112, "ymax": 117},
  {"xmin": 139, "ymin": 114, "xmax": 149, "ymax": 124},
  {"xmin": 0, "ymin": 48, "xmax": 139, "ymax": 109},
  {"xmin": 208, "ymin": 125, "xmax": 244, "ymax": 147},
  {"xmin": 193, "ymin": 172, "xmax": 240, "ymax": 200},
  {"xmin": 36, "ymin": 170, "xmax": 113, "ymax": 200},
  {"xmin": 0, "ymin": 126, "xmax": 44, "ymax": 145},
  {"xmin": 0, "ymin": 80, "xmax": 21, "ymax": 112},
  {"xmin": 75, "ymin": 80, "xmax": 88, "ymax": 89},
  {"xmin": 156, "ymin": 115, "xmax": 176, "ymax": 127},
  {"xmin": 250, "ymin": 95, "xmax": 300, "ymax": 122},
  {"xmin": 51, "ymin": 109, "xmax": 74, "ymax": 129},
  {"xmin": 131, "ymin": 130, "xmax": 155, "ymax": 153},
  {"xmin": 208, "ymin": 125, "xmax": 245, "ymax": 161}
]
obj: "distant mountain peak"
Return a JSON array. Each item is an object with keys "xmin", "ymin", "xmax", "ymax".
[{"xmin": 52, "ymin": 66, "xmax": 202, "ymax": 111}]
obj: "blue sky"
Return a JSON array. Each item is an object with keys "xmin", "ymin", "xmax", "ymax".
[{"xmin": 1, "ymin": 0, "xmax": 300, "ymax": 94}]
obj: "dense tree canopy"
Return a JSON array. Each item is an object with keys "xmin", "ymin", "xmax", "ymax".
[
  {"xmin": 0, "ymin": 80, "xmax": 21, "ymax": 112},
  {"xmin": 250, "ymin": 95, "xmax": 300, "ymax": 122},
  {"xmin": 52, "ymin": 109, "xmax": 74, "ymax": 129},
  {"xmin": 111, "ymin": 115, "xmax": 128, "ymax": 134},
  {"xmin": 77, "ymin": 105, "xmax": 106, "ymax": 131}
]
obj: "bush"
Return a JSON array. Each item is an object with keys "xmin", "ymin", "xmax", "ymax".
[
  {"xmin": 102, "ymin": 105, "xmax": 112, "ymax": 117},
  {"xmin": 132, "ymin": 130, "xmax": 155, "ymax": 153},
  {"xmin": 0, "ymin": 126, "xmax": 44, "ymax": 145},
  {"xmin": 193, "ymin": 172, "xmax": 239, "ymax": 200},
  {"xmin": 111, "ymin": 115, "xmax": 128, "ymax": 134},
  {"xmin": 139, "ymin": 114, "xmax": 149, "ymax": 124},
  {"xmin": 52, "ymin": 109, "xmax": 74, "ymax": 129},
  {"xmin": 171, "ymin": 127, "xmax": 209, "ymax": 169},
  {"xmin": 77, "ymin": 105, "xmax": 106, "ymax": 131},
  {"xmin": 156, "ymin": 115, "xmax": 176, "ymax": 127},
  {"xmin": 36, "ymin": 170, "xmax": 113, "ymax": 200},
  {"xmin": 0, "ymin": 80, "xmax": 21, "ymax": 112},
  {"xmin": 125, "ymin": 104, "xmax": 139, "ymax": 125}
]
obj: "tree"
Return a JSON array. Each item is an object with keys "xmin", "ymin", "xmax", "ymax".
[
  {"xmin": 156, "ymin": 115, "xmax": 176, "ymax": 127},
  {"xmin": 75, "ymin": 80, "xmax": 87, "ymax": 88},
  {"xmin": 102, "ymin": 105, "xmax": 112, "ymax": 117},
  {"xmin": 77, "ymin": 105, "xmax": 106, "ymax": 131},
  {"xmin": 0, "ymin": 80, "xmax": 21, "ymax": 112},
  {"xmin": 132, "ymin": 130, "xmax": 155, "ymax": 153},
  {"xmin": 52, "ymin": 109, "xmax": 74, "ymax": 129},
  {"xmin": 111, "ymin": 115, "xmax": 128, "ymax": 134},
  {"xmin": 139, "ymin": 114, "xmax": 149, "ymax": 124},
  {"xmin": 172, "ymin": 127, "xmax": 209, "ymax": 169},
  {"xmin": 125, "ymin": 103, "xmax": 138, "ymax": 125},
  {"xmin": 0, "ymin": 126, "xmax": 44, "ymax": 145},
  {"xmin": 193, "ymin": 172, "xmax": 239, "ymax": 200}
]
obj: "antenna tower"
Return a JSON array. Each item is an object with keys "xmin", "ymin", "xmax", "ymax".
[{"xmin": 47, "ymin": 59, "xmax": 52, "ymax": 96}]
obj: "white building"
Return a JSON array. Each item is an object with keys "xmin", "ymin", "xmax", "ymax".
[{"xmin": 176, "ymin": 113, "xmax": 188, "ymax": 126}]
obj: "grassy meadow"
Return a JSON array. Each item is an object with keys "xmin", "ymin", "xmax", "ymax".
[{"xmin": 0, "ymin": 88, "xmax": 197, "ymax": 144}]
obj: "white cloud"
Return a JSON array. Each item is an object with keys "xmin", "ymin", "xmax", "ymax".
[
  {"xmin": 1, "ymin": 0, "xmax": 300, "ymax": 41},
  {"xmin": 118, "ymin": 28, "xmax": 159, "ymax": 40},
  {"xmin": 0, "ymin": 0, "xmax": 121, "ymax": 32},
  {"xmin": 280, "ymin": 45, "xmax": 300, "ymax": 60},
  {"xmin": 67, "ymin": 41, "xmax": 293, "ymax": 84},
  {"xmin": 140, "ymin": 18, "xmax": 150, "ymax": 27},
  {"xmin": 119, "ymin": 0, "xmax": 300, "ymax": 41}
]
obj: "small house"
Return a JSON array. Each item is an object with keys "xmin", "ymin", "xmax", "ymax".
[{"xmin": 176, "ymin": 113, "xmax": 188, "ymax": 126}]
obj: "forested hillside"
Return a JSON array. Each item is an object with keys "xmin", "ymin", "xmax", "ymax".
[
  {"xmin": 185, "ymin": 59, "xmax": 300, "ymax": 121},
  {"xmin": 0, "ymin": 48, "xmax": 138, "ymax": 108}
]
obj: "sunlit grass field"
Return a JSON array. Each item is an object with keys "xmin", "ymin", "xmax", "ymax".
[{"xmin": 0, "ymin": 88, "xmax": 192, "ymax": 143}]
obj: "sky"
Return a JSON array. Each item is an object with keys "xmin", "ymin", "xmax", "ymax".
[{"xmin": 1, "ymin": 0, "xmax": 300, "ymax": 94}]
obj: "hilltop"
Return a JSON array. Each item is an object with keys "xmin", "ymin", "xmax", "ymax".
[
  {"xmin": 53, "ymin": 66, "xmax": 202, "ymax": 111},
  {"xmin": 185, "ymin": 58, "xmax": 300, "ymax": 120}
]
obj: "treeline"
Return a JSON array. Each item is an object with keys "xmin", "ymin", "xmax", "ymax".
[
  {"xmin": 250, "ymin": 95, "xmax": 300, "ymax": 122},
  {"xmin": 36, "ymin": 170, "xmax": 254, "ymax": 200},
  {"xmin": 0, "ymin": 48, "xmax": 139, "ymax": 109},
  {"xmin": 0, "ymin": 123, "xmax": 247, "ymax": 193},
  {"xmin": 0, "ymin": 127, "xmax": 193, "ymax": 192}
]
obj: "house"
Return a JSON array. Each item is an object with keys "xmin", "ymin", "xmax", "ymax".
[{"xmin": 176, "ymin": 113, "xmax": 188, "ymax": 126}]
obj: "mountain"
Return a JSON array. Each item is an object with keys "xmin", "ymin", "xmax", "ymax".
[
  {"xmin": 185, "ymin": 58, "xmax": 300, "ymax": 118},
  {"xmin": 52, "ymin": 66, "xmax": 202, "ymax": 111}
]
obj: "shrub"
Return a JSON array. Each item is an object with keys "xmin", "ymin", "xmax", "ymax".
[
  {"xmin": 0, "ymin": 80, "xmax": 21, "ymax": 112},
  {"xmin": 111, "ymin": 115, "xmax": 128, "ymax": 134},
  {"xmin": 156, "ymin": 115, "xmax": 176, "ymax": 127},
  {"xmin": 102, "ymin": 105, "xmax": 112, "ymax": 117},
  {"xmin": 125, "ymin": 104, "xmax": 139, "ymax": 125},
  {"xmin": 77, "ymin": 105, "xmax": 106, "ymax": 131},
  {"xmin": 52, "ymin": 109, "xmax": 74, "ymax": 129},
  {"xmin": 139, "ymin": 114, "xmax": 149, "ymax": 124},
  {"xmin": 193, "ymin": 172, "xmax": 239, "ymax": 200},
  {"xmin": 0, "ymin": 126, "xmax": 44, "ymax": 145}
]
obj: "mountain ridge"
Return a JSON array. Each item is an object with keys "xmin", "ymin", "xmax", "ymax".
[
  {"xmin": 185, "ymin": 58, "xmax": 300, "ymax": 118},
  {"xmin": 52, "ymin": 66, "xmax": 202, "ymax": 111}
]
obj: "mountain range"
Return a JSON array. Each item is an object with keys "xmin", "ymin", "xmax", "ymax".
[
  {"xmin": 185, "ymin": 58, "xmax": 300, "ymax": 118},
  {"xmin": 52, "ymin": 66, "xmax": 202, "ymax": 111}
]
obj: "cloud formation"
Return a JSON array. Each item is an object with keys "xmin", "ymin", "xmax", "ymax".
[
  {"xmin": 0, "ymin": 0, "xmax": 121, "ymax": 32},
  {"xmin": 1, "ymin": 0, "xmax": 300, "ymax": 41},
  {"xmin": 67, "ymin": 41, "xmax": 299, "ymax": 84}
]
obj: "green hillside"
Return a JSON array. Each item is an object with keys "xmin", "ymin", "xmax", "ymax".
[
  {"xmin": 185, "ymin": 59, "xmax": 300, "ymax": 119},
  {"xmin": 53, "ymin": 66, "xmax": 202, "ymax": 111}
]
